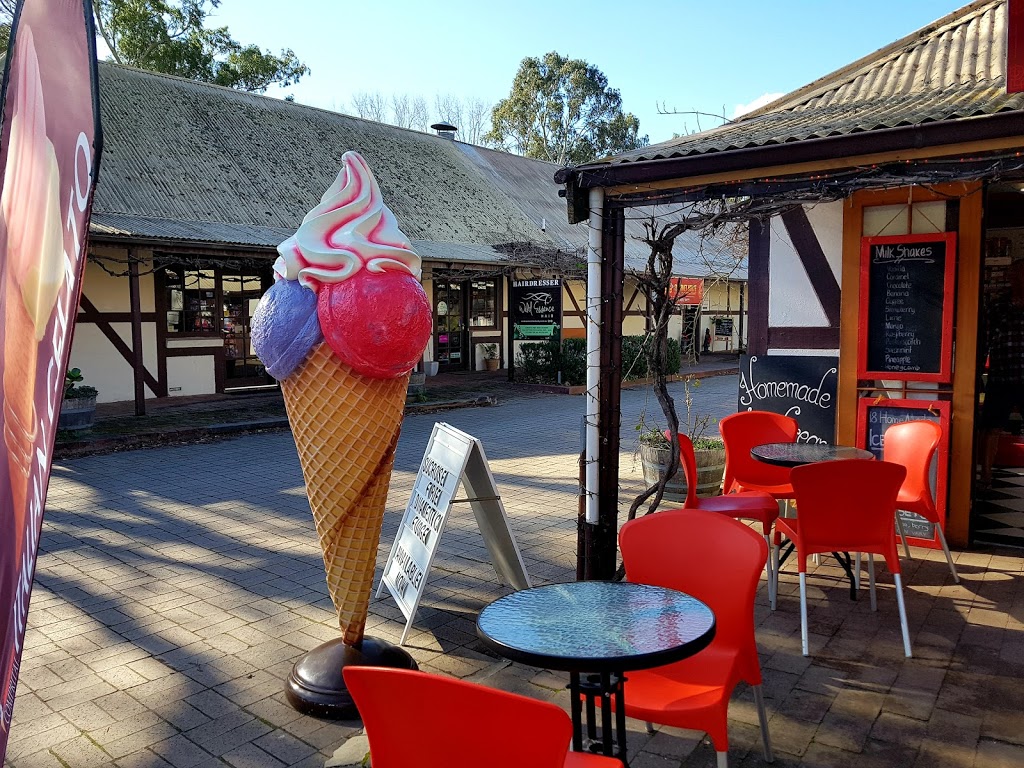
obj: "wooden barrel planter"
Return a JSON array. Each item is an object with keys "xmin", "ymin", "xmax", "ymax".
[
  {"xmin": 639, "ymin": 443, "xmax": 725, "ymax": 502},
  {"xmin": 58, "ymin": 395, "xmax": 97, "ymax": 431}
]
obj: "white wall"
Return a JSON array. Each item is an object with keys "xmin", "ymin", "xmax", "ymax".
[{"xmin": 768, "ymin": 201, "xmax": 843, "ymax": 328}]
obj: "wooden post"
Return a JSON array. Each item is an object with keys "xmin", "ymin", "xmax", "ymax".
[
  {"xmin": 586, "ymin": 205, "xmax": 624, "ymax": 581},
  {"xmin": 128, "ymin": 250, "xmax": 146, "ymax": 416}
]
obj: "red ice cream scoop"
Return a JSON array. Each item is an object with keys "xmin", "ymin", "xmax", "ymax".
[{"xmin": 317, "ymin": 269, "xmax": 432, "ymax": 379}]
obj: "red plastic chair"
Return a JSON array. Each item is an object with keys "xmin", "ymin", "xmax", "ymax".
[
  {"xmin": 343, "ymin": 666, "xmax": 622, "ymax": 768},
  {"xmin": 882, "ymin": 420, "xmax": 959, "ymax": 583},
  {"xmin": 776, "ymin": 459, "xmax": 912, "ymax": 658},
  {"xmin": 718, "ymin": 411, "xmax": 798, "ymax": 499},
  {"xmin": 668, "ymin": 431, "xmax": 781, "ymax": 610},
  {"xmin": 617, "ymin": 510, "xmax": 773, "ymax": 768}
]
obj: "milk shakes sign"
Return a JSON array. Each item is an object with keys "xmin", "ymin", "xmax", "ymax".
[
  {"xmin": 511, "ymin": 279, "xmax": 561, "ymax": 339},
  {"xmin": 0, "ymin": 1, "xmax": 103, "ymax": 755},
  {"xmin": 738, "ymin": 355, "xmax": 839, "ymax": 444}
]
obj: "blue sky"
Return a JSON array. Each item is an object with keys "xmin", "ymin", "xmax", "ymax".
[{"xmin": 211, "ymin": 0, "xmax": 969, "ymax": 144}]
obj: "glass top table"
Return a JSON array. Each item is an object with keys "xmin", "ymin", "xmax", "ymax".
[
  {"xmin": 477, "ymin": 581, "xmax": 715, "ymax": 763},
  {"xmin": 751, "ymin": 442, "xmax": 874, "ymax": 468}
]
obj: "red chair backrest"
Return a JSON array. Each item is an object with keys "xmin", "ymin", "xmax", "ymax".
[
  {"xmin": 789, "ymin": 459, "xmax": 907, "ymax": 571},
  {"xmin": 719, "ymin": 411, "xmax": 798, "ymax": 492},
  {"xmin": 882, "ymin": 420, "xmax": 941, "ymax": 522},
  {"xmin": 664, "ymin": 431, "xmax": 700, "ymax": 508},
  {"xmin": 619, "ymin": 509, "xmax": 767, "ymax": 684},
  {"xmin": 344, "ymin": 666, "xmax": 571, "ymax": 768}
]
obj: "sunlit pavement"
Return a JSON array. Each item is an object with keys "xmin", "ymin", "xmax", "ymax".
[{"xmin": 7, "ymin": 375, "xmax": 1024, "ymax": 767}]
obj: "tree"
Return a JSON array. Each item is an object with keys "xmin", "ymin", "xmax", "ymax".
[
  {"xmin": 487, "ymin": 51, "xmax": 648, "ymax": 167},
  {"xmin": 91, "ymin": 1, "xmax": 307, "ymax": 93}
]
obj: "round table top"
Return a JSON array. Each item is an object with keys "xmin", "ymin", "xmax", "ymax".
[
  {"xmin": 476, "ymin": 581, "xmax": 716, "ymax": 673},
  {"xmin": 751, "ymin": 442, "xmax": 874, "ymax": 468}
]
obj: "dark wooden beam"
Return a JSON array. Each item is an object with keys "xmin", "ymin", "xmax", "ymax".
[
  {"xmin": 79, "ymin": 294, "xmax": 163, "ymax": 395},
  {"xmin": 780, "ymin": 207, "xmax": 841, "ymax": 327},
  {"xmin": 128, "ymin": 252, "xmax": 146, "ymax": 416},
  {"xmin": 587, "ymin": 205, "xmax": 624, "ymax": 581},
  {"xmin": 768, "ymin": 326, "xmax": 840, "ymax": 348},
  {"xmin": 747, "ymin": 219, "xmax": 770, "ymax": 355}
]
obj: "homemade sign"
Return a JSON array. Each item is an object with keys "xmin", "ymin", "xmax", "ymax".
[
  {"xmin": 738, "ymin": 355, "xmax": 839, "ymax": 444},
  {"xmin": 856, "ymin": 398, "xmax": 950, "ymax": 547},
  {"xmin": 379, "ymin": 423, "xmax": 531, "ymax": 643},
  {"xmin": 714, "ymin": 317, "xmax": 734, "ymax": 337},
  {"xmin": 0, "ymin": 1, "xmax": 103, "ymax": 755},
  {"xmin": 858, "ymin": 233, "xmax": 956, "ymax": 382},
  {"xmin": 511, "ymin": 279, "xmax": 561, "ymax": 339}
]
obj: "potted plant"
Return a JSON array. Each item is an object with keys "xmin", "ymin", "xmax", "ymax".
[
  {"xmin": 637, "ymin": 376, "xmax": 725, "ymax": 502},
  {"xmin": 58, "ymin": 367, "xmax": 98, "ymax": 431},
  {"xmin": 482, "ymin": 343, "xmax": 500, "ymax": 372}
]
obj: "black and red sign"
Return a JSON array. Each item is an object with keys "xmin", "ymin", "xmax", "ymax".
[
  {"xmin": 858, "ymin": 233, "xmax": 956, "ymax": 383},
  {"xmin": 0, "ymin": 1, "xmax": 103, "ymax": 756}
]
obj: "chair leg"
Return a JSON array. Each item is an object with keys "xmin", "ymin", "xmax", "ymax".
[
  {"xmin": 771, "ymin": 541, "xmax": 781, "ymax": 612},
  {"xmin": 753, "ymin": 684, "xmax": 774, "ymax": 763},
  {"xmin": 764, "ymin": 535, "xmax": 776, "ymax": 610},
  {"xmin": 868, "ymin": 554, "xmax": 877, "ymax": 612},
  {"xmin": 799, "ymin": 572, "xmax": 809, "ymax": 656},
  {"xmin": 894, "ymin": 573, "xmax": 913, "ymax": 658},
  {"xmin": 935, "ymin": 524, "xmax": 960, "ymax": 584},
  {"xmin": 896, "ymin": 513, "xmax": 912, "ymax": 559},
  {"xmin": 717, "ymin": 750, "xmax": 729, "ymax": 768},
  {"xmin": 854, "ymin": 552, "xmax": 861, "ymax": 590},
  {"xmin": 645, "ymin": 721, "xmax": 655, "ymax": 734}
]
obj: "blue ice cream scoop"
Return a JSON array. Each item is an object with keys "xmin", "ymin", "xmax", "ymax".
[{"xmin": 251, "ymin": 279, "xmax": 323, "ymax": 380}]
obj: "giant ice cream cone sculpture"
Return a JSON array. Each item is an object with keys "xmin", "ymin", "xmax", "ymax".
[{"xmin": 252, "ymin": 152, "xmax": 431, "ymax": 646}]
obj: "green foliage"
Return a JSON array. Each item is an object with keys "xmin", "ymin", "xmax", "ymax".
[
  {"xmin": 560, "ymin": 338, "xmax": 586, "ymax": 386},
  {"xmin": 666, "ymin": 338, "xmax": 682, "ymax": 377},
  {"xmin": 514, "ymin": 338, "xmax": 560, "ymax": 384},
  {"xmin": 486, "ymin": 51, "xmax": 648, "ymax": 166},
  {"xmin": 482, "ymin": 343, "xmax": 498, "ymax": 360},
  {"xmin": 64, "ymin": 368, "xmax": 98, "ymax": 400},
  {"xmin": 93, "ymin": 0, "xmax": 308, "ymax": 93}
]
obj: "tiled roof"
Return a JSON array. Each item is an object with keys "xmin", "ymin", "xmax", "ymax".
[
  {"xmin": 586, "ymin": 0, "xmax": 1022, "ymax": 167},
  {"xmin": 90, "ymin": 62, "xmax": 744, "ymax": 279}
]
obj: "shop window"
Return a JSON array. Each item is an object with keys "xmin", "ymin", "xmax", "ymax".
[
  {"xmin": 468, "ymin": 278, "xmax": 498, "ymax": 328},
  {"xmin": 163, "ymin": 268, "xmax": 217, "ymax": 334}
]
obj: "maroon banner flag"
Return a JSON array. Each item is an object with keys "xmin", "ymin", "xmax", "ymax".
[{"xmin": 0, "ymin": 0, "xmax": 102, "ymax": 756}]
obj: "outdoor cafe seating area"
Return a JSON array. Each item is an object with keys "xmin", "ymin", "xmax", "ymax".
[{"xmin": 358, "ymin": 410, "xmax": 976, "ymax": 767}]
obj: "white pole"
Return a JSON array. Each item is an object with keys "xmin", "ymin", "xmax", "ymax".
[{"xmin": 585, "ymin": 188, "xmax": 604, "ymax": 524}]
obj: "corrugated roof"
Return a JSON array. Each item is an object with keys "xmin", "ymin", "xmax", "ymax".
[
  {"xmin": 90, "ymin": 62, "xmax": 746, "ymax": 280},
  {"xmin": 589, "ymin": 0, "xmax": 1022, "ymax": 166}
]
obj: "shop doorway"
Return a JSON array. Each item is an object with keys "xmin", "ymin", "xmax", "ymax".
[
  {"xmin": 434, "ymin": 280, "xmax": 467, "ymax": 371},
  {"xmin": 973, "ymin": 182, "xmax": 1024, "ymax": 546},
  {"xmin": 222, "ymin": 272, "xmax": 269, "ymax": 388}
]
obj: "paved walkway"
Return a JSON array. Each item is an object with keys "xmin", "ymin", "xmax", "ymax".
[{"xmin": 7, "ymin": 374, "xmax": 1024, "ymax": 767}]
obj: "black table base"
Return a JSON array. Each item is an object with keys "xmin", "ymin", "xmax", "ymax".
[
  {"xmin": 285, "ymin": 636, "xmax": 417, "ymax": 719},
  {"xmin": 777, "ymin": 543, "xmax": 859, "ymax": 600},
  {"xmin": 570, "ymin": 671, "xmax": 629, "ymax": 763}
]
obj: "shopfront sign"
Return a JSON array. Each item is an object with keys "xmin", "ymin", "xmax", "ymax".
[
  {"xmin": 669, "ymin": 277, "xmax": 704, "ymax": 306},
  {"xmin": 511, "ymin": 279, "xmax": 561, "ymax": 339},
  {"xmin": 858, "ymin": 233, "xmax": 956, "ymax": 382},
  {"xmin": 738, "ymin": 355, "xmax": 839, "ymax": 444},
  {"xmin": 0, "ymin": 1, "xmax": 103, "ymax": 756},
  {"xmin": 378, "ymin": 423, "xmax": 531, "ymax": 644}
]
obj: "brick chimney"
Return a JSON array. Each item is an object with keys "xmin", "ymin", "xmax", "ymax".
[{"xmin": 1010, "ymin": 0, "xmax": 1023, "ymax": 93}]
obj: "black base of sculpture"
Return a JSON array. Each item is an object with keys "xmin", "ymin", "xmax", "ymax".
[{"xmin": 285, "ymin": 636, "xmax": 418, "ymax": 719}]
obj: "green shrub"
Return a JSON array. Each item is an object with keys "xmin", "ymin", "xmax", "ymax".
[
  {"xmin": 666, "ymin": 337, "xmax": 681, "ymax": 375},
  {"xmin": 515, "ymin": 338, "xmax": 561, "ymax": 383},
  {"xmin": 560, "ymin": 338, "xmax": 586, "ymax": 386},
  {"xmin": 620, "ymin": 336, "xmax": 648, "ymax": 380}
]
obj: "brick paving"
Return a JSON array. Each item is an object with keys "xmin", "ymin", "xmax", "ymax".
[{"xmin": 7, "ymin": 374, "xmax": 1024, "ymax": 767}]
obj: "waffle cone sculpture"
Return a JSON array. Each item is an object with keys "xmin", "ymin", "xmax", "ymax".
[
  {"xmin": 252, "ymin": 152, "xmax": 431, "ymax": 647},
  {"xmin": 281, "ymin": 345, "xmax": 409, "ymax": 645}
]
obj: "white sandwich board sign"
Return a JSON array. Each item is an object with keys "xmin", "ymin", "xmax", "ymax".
[{"xmin": 378, "ymin": 422, "xmax": 531, "ymax": 644}]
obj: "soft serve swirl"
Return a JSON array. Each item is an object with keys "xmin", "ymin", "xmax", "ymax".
[{"xmin": 274, "ymin": 151, "xmax": 421, "ymax": 289}]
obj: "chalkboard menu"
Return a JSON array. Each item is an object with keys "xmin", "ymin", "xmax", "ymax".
[
  {"xmin": 714, "ymin": 317, "xmax": 734, "ymax": 337},
  {"xmin": 738, "ymin": 355, "xmax": 838, "ymax": 444},
  {"xmin": 858, "ymin": 233, "xmax": 955, "ymax": 382},
  {"xmin": 856, "ymin": 398, "xmax": 950, "ymax": 546},
  {"xmin": 511, "ymin": 279, "xmax": 562, "ymax": 340}
]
